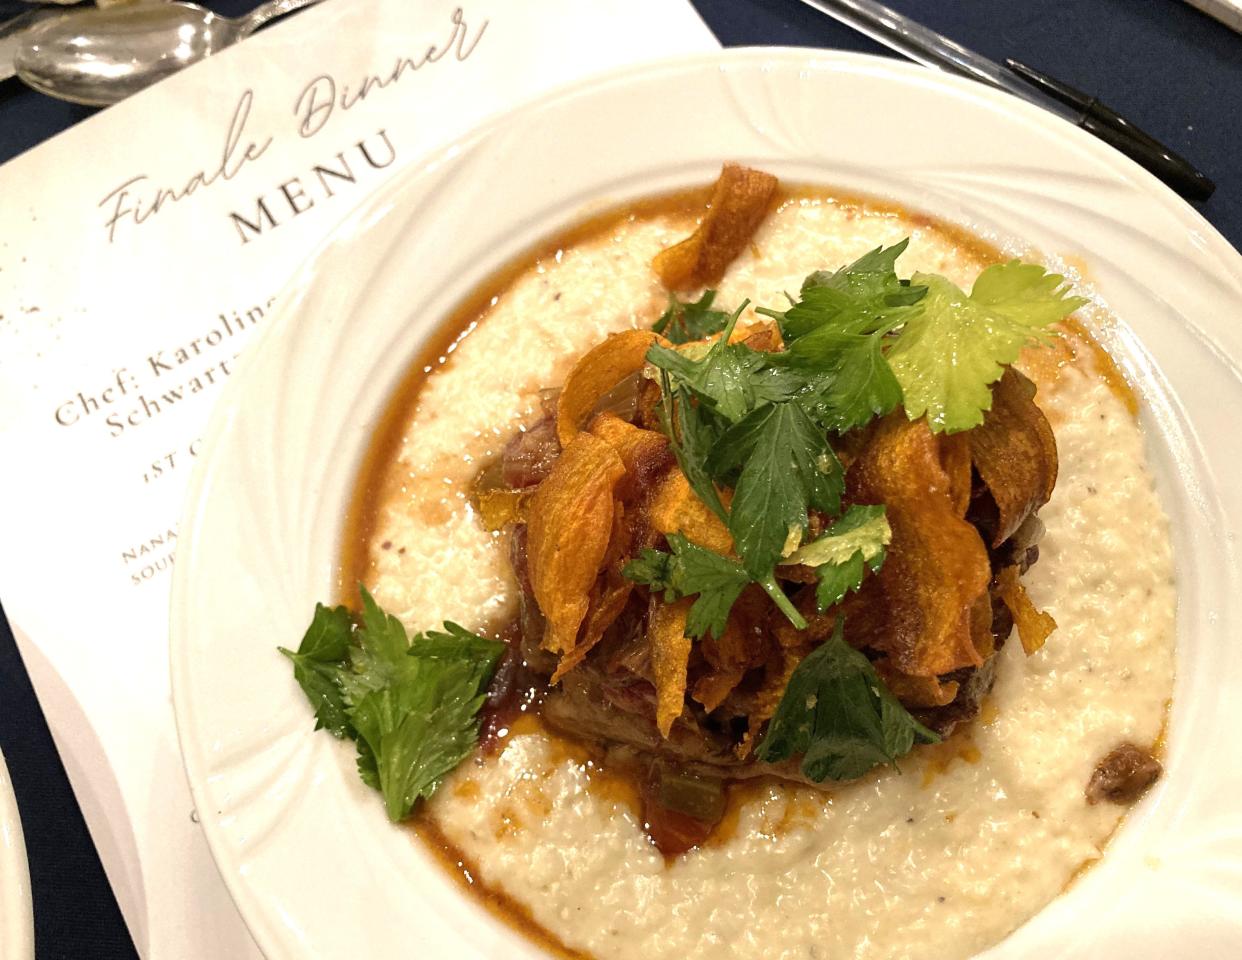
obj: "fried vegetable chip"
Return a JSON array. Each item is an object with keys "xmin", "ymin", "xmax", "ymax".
[
  {"xmin": 588, "ymin": 412, "xmax": 673, "ymax": 501},
  {"xmin": 527, "ymin": 432, "xmax": 626, "ymax": 655},
  {"xmin": 551, "ymin": 574, "xmax": 632, "ymax": 684},
  {"xmin": 649, "ymin": 468, "xmax": 734, "ymax": 555},
  {"xmin": 971, "ymin": 368, "xmax": 1058, "ymax": 546},
  {"xmin": 652, "ymin": 164, "xmax": 779, "ymax": 290},
  {"xmin": 693, "ymin": 668, "xmax": 747, "ymax": 713},
  {"xmin": 557, "ymin": 330, "xmax": 659, "ymax": 448},
  {"xmin": 846, "ymin": 414, "xmax": 991, "ymax": 676},
  {"xmin": 692, "ymin": 590, "xmax": 769, "ymax": 710},
  {"xmin": 969, "ymin": 591, "xmax": 996, "ymax": 661},
  {"xmin": 939, "ymin": 431, "xmax": 972, "ymax": 517},
  {"xmin": 650, "ymin": 597, "xmax": 694, "ymax": 737},
  {"xmin": 875, "ymin": 661, "xmax": 960, "ymax": 708},
  {"xmin": 550, "ymin": 503, "xmax": 637, "ymax": 683},
  {"xmin": 996, "ymin": 565, "xmax": 1057, "ymax": 655}
]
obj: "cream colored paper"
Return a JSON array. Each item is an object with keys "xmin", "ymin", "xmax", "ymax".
[{"xmin": 0, "ymin": 1, "xmax": 717, "ymax": 954}]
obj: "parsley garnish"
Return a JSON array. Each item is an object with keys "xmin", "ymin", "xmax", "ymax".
[
  {"xmin": 720, "ymin": 401, "xmax": 843, "ymax": 578},
  {"xmin": 887, "ymin": 264, "xmax": 1086, "ymax": 432},
  {"xmin": 754, "ymin": 619, "xmax": 940, "ymax": 782},
  {"xmin": 762, "ymin": 239, "xmax": 926, "ymax": 344},
  {"xmin": 279, "ymin": 588, "xmax": 504, "ymax": 821},
  {"xmin": 782, "ymin": 504, "xmax": 891, "ymax": 610},
  {"xmin": 631, "ymin": 241, "xmax": 1081, "ymax": 777},
  {"xmin": 652, "ymin": 290, "xmax": 732, "ymax": 344},
  {"xmin": 623, "ymin": 533, "xmax": 752, "ymax": 639},
  {"xmin": 760, "ymin": 245, "xmax": 1083, "ymax": 434},
  {"xmin": 648, "ymin": 305, "xmax": 844, "ymax": 626},
  {"xmin": 279, "ymin": 603, "xmax": 352, "ymax": 738},
  {"xmin": 648, "ymin": 302, "xmax": 801, "ymax": 424}
]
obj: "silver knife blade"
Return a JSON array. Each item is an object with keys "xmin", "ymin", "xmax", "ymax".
[
  {"xmin": 795, "ymin": 0, "xmax": 1073, "ymax": 119},
  {"xmin": 0, "ymin": 7, "xmax": 68, "ymax": 83}
]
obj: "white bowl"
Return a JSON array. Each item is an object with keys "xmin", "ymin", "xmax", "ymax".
[{"xmin": 170, "ymin": 49, "xmax": 1242, "ymax": 960}]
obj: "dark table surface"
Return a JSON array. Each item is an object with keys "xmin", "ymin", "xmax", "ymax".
[{"xmin": 1, "ymin": 0, "xmax": 1238, "ymax": 956}]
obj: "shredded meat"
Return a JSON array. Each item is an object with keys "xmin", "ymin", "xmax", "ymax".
[
  {"xmin": 490, "ymin": 179, "xmax": 1060, "ymax": 793},
  {"xmin": 1086, "ymin": 743, "xmax": 1162, "ymax": 805},
  {"xmin": 503, "ymin": 403, "xmax": 1054, "ymax": 780}
]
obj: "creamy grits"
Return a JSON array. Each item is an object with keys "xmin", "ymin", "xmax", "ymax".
[{"xmin": 358, "ymin": 191, "xmax": 1176, "ymax": 960}]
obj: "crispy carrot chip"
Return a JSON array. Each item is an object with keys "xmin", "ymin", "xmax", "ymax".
[
  {"xmin": 969, "ymin": 590, "xmax": 996, "ymax": 660},
  {"xmin": 527, "ymin": 432, "xmax": 626, "ymax": 656},
  {"xmin": 846, "ymin": 414, "xmax": 991, "ymax": 677},
  {"xmin": 588, "ymin": 412, "xmax": 673, "ymax": 501},
  {"xmin": 691, "ymin": 591, "xmax": 769, "ymax": 710},
  {"xmin": 649, "ymin": 469, "xmax": 734, "ymax": 554},
  {"xmin": 652, "ymin": 164, "xmax": 779, "ymax": 291},
  {"xmin": 556, "ymin": 330, "xmax": 658, "ymax": 448},
  {"xmin": 650, "ymin": 598, "xmax": 693, "ymax": 738},
  {"xmin": 551, "ymin": 576, "xmax": 632, "ymax": 684},
  {"xmin": 971, "ymin": 368, "xmax": 1058, "ymax": 546},
  {"xmin": 996, "ymin": 565, "xmax": 1057, "ymax": 655},
  {"xmin": 875, "ymin": 661, "xmax": 960, "ymax": 708},
  {"xmin": 550, "ymin": 502, "xmax": 638, "ymax": 683},
  {"xmin": 939, "ymin": 431, "xmax": 972, "ymax": 518},
  {"xmin": 729, "ymin": 319, "xmax": 782, "ymax": 352},
  {"xmin": 693, "ymin": 669, "xmax": 747, "ymax": 713}
]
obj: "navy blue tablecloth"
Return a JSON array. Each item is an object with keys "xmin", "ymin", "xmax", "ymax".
[{"xmin": 0, "ymin": 1, "xmax": 1238, "ymax": 956}]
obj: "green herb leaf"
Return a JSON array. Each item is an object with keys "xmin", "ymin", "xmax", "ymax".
[
  {"xmin": 338, "ymin": 586, "xmax": 420, "ymax": 706},
  {"xmin": 783, "ymin": 505, "xmax": 890, "ymax": 610},
  {"xmin": 648, "ymin": 300, "xmax": 803, "ymax": 425},
  {"xmin": 760, "ymin": 239, "xmax": 926, "ymax": 343},
  {"xmin": 278, "ymin": 603, "xmax": 353, "ymax": 738},
  {"xmin": 754, "ymin": 620, "xmax": 939, "ymax": 782},
  {"xmin": 886, "ymin": 262, "xmax": 1085, "ymax": 433},
  {"xmin": 755, "ymin": 241, "xmax": 920, "ymax": 433},
  {"xmin": 652, "ymin": 290, "xmax": 732, "ymax": 345},
  {"xmin": 724, "ymin": 402, "xmax": 843, "ymax": 578},
  {"xmin": 281, "ymin": 590, "xmax": 505, "ymax": 821},
  {"xmin": 648, "ymin": 339, "xmax": 769, "ymax": 424},
  {"xmin": 350, "ymin": 644, "xmax": 501, "ymax": 822},
  {"xmin": 622, "ymin": 533, "xmax": 752, "ymax": 639},
  {"xmin": 782, "ymin": 331, "xmax": 902, "ymax": 432},
  {"xmin": 661, "ymin": 378, "xmax": 730, "ymax": 524},
  {"xmin": 407, "ymin": 622, "xmax": 509, "ymax": 662}
]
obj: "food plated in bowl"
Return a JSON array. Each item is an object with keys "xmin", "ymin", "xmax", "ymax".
[
  {"xmin": 170, "ymin": 49, "xmax": 1242, "ymax": 960},
  {"xmin": 278, "ymin": 164, "xmax": 1174, "ymax": 959}
]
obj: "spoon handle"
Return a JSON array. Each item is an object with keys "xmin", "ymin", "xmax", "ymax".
[{"xmin": 236, "ymin": 0, "xmax": 325, "ymax": 39}]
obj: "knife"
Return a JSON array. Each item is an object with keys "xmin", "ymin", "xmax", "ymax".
[{"xmin": 797, "ymin": 0, "xmax": 1215, "ymax": 202}]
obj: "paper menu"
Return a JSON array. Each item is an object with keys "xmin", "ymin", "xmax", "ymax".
[{"xmin": 0, "ymin": 2, "xmax": 718, "ymax": 955}]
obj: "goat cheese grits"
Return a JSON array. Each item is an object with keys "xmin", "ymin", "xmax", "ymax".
[{"xmin": 307, "ymin": 177, "xmax": 1174, "ymax": 960}]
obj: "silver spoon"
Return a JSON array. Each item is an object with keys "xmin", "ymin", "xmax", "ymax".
[{"xmin": 15, "ymin": 0, "xmax": 323, "ymax": 107}]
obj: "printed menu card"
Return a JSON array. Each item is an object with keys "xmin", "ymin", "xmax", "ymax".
[{"xmin": 0, "ymin": 1, "xmax": 718, "ymax": 954}]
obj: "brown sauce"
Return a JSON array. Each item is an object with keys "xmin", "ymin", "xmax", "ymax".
[
  {"xmin": 333, "ymin": 181, "xmax": 1146, "ymax": 958},
  {"xmin": 411, "ymin": 812, "xmax": 592, "ymax": 960}
]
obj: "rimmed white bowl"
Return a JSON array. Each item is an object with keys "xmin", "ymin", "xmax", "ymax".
[{"xmin": 170, "ymin": 49, "xmax": 1242, "ymax": 960}]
